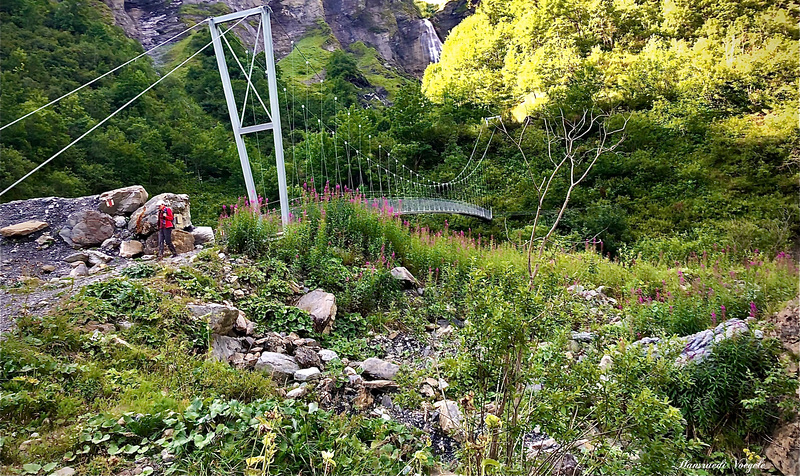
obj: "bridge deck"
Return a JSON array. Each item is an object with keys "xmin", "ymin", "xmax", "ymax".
[{"xmin": 384, "ymin": 198, "xmax": 492, "ymax": 220}]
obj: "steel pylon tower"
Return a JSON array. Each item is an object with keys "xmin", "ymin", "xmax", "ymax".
[{"xmin": 209, "ymin": 6, "xmax": 290, "ymax": 225}]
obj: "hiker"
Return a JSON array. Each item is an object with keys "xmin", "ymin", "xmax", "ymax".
[{"xmin": 157, "ymin": 200, "xmax": 178, "ymax": 259}]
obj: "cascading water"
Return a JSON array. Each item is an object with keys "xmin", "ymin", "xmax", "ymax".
[{"xmin": 421, "ymin": 19, "xmax": 443, "ymax": 63}]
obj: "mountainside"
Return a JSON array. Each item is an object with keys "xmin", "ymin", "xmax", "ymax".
[{"xmin": 102, "ymin": 0, "xmax": 457, "ymax": 76}]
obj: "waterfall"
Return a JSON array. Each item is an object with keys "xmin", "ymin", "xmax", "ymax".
[{"xmin": 421, "ymin": 19, "xmax": 443, "ymax": 63}]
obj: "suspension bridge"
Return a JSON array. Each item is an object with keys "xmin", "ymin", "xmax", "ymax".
[{"xmin": 0, "ymin": 6, "xmax": 493, "ymax": 222}]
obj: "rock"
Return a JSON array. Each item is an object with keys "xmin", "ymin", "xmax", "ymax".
[
  {"xmin": 99, "ymin": 185, "xmax": 148, "ymax": 215},
  {"xmin": 191, "ymin": 226, "xmax": 215, "ymax": 245},
  {"xmin": 101, "ymin": 237, "xmax": 121, "ymax": 249},
  {"xmin": 295, "ymin": 346, "xmax": 323, "ymax": 369},
  {"xmin": 128, "ymin": 193, "xmax": 191, "ymax": 235},
  {"xmin": 41, "ymin": 264, "xmax": 56, "ymax": 273},
  {"xmin": 210, "ymin": 334, "xmax": 245, "ymax": 362},
  {"xmin": 390, "ymin": 266, "xmax": 419, "ymax": 287},
  {"xmin": 114, "ymin": 216, "xmax": 128, "ymax": 228},
  {"xmin": 187, "ymin": 303, "xmax": 239, "ymax": 335},
  {"xmin": 294, "ymin": 367, "xmax": 321, "ymax": 382},
  {"xmin": 433, "ymin": 400, "xmax": 464, "ymax": 441},
  {"xmin": 553, "ymin": 452, "xmax": 581, "ymax": 476},
  {"xmin": 359, "ymin": 357, "xmax": 400, "ymax": 380},
  {"xmin": 84, "ymin": 322, "xmax": 116, "ymax": 334},
  {"xmin": 286, "ymin": 386, "xmax": 308, "ymax": 399},
  {"xmin": 765, "ymin": 420, "xmax": 799, "ymax": 476},
  {"xmin": 51, "ymin": 468, "xmax": 76, "ymax": 476},
  {"xmin": 60, "ymin": 210, "xmax": 115, "ymax": 248},
  {"xmin": 769, "ymin": 299, "xmax": 799, "ymax": 354},
  {"xmin": 424, "ymin": 377, "xmax": 439, "ymax": 387},
  {"xmin": 420, "ymin": 383, "xmax": 436, "ymax": 397},
  {"xmin": 256, "ymin": 352, "xmax": 300, "ymax": 382},
  {"xmin": 35, "ymin": 233, "xmax": 55, "ymax": 247},
  {"xmin": 0, "ymin": 220, "xmax": 48, "ymax": 238},
  {"xmin": 363, "ymin": 379, "xmax": 398, "ymax": 390},
  {"xmin": 119, "ymin": 240, "xmax": 144, "ymax": 258},
  {"xmin": 571, "ymin": 331, "xmax": 595, "ymax": 343},
  {"xmin": 64, "ymin": 252, "xmax": 89, "ymax": 263},
  {"xmin": 296, "ymin": 289, "xmax": 337, "ymax": 334},
  {"xmin": 233, "ymin": 311, "xmax": 255, "ymax": 336},
  {"xmin": 69, "ymin": 262, "xmax": 88, "ymax": 277},
  {"xmin": 87, "ymin": 250, "xmax": 113, "ymax": 266},
  {"xmin": 318, "ymin": 349, "xmax": 339, "ymax": 363},
  {"xmin": 143, "ymin": 229, "xmax": 195, "ymax": 255}
]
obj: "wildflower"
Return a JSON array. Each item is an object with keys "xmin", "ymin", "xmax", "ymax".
[
  {"xmin": 711, "ymin": 312, "xmax": 717, "ymax": 326},
  {"xmin": 720, "ymin": 305, "xmax": 726, "ymax": 318},
  {"xmin": 749, "ymin": 302, "xmax": 758, "ymax": 318}
]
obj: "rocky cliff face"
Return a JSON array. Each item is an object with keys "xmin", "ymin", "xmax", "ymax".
[
  {"xmin": 102, "ymin": 0, "xmax": 454, "ymax": 76},
  {"xmin": 431, "ymin": 0, "xmax": 476, "ymax": 40}
]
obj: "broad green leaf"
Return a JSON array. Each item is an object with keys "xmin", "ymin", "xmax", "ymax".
[
  {"xmin": 42, "ymin": 462, "xmax": 57, "ymax": 472},
  {"xmin": 23, "ymin": 463, "xmax": 41, "ymax": 474}
]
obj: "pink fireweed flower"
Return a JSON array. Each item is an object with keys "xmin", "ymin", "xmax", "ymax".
[
  {"xmin": 720, "ymin": 305, "xmax": 726, "ymax": 318},
  {"xmin": 711, "ymin": 312, "xmax": 717, "ymax": 326},
  {"xmin": 749, "ymin": 302, "xmax": 758, "ymax": 318}
]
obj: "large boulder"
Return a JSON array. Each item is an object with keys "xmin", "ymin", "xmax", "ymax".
[
  {"xmin": 98, "ymin": 185, "xmax": 148, "ymax": 215},
  {"xmin": 1, "ymin": 220, "xmax": 48, "ymax": 238},
  {"xmin": 295, "ymin": 346, "xmax": 323, "ymax": 369},
  {"xmin": 143, "ymin": 229, "xmax": 195, "ymax": 255},
  {"xmin": 59, "ymin": 210, "xmax": 115, "ymax": 248},
  {"xmin": 434, "ymin": 400, "xmax": 464, "ymax": 442},
  {"xmin": 191, "ymin": 226, "xmax": 215, "ymax": 245},
  {"xmin": 119, "ymin": 240, "xmax": 143, "ymax": 258},
  {"xmin": 255, "ymin": 352, "xmax": 299, "ymax": 382},
  {"xmin": 296, "ymin": 289, "xmax": 337, "ymax": 334},
  {"xmin": 128, "ymin": 193, "xmax": 191, "ymax": 235},
  {"xmin": 359, "ymin": 357, "xmax": 400, "ymax": 380},
  {"xmin": 187, "ymin": 303, "xmax": 238, "ymax": 335}
]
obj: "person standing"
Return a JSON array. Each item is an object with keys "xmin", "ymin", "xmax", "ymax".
[{"xmin": 157, "ymin": 200, "xmax": 178, "ymax": 259}]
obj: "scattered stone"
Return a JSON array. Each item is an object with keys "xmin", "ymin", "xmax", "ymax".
[
  {"xmin": 571, "ymin": 331, "xmax": 595, "ymax": 343},
  {"xmin": 296, "ymin": 289, "xmax": 337, "ymax": 334},
  {"xmin": 765, "ymin": 420, "xmax": 799, "ymax": 476},
  {"xmin": 118, "ymin": 320, "xmax": 134, "ymax": 330},
  {"xmin": 255, "ymin": 352, "xmax": 300, "ymax": 382},
  {"xmin": 599, "ymin": 355, "xmax": 613, "ymax": 372},
  {"xmin": 438, "ymin": 378, "xmax": 450, "ymax": 391},
  {"xmin": 114, "ymin": 216, "xmax": 127, "ymax": 228},
  {"xmin": 144, "ymin": 229, "xmax": 195, "ymax": 255},
  {"xmin": 433, "ymin": 400, "xmax": 464, "ymax": 442},
  {"xmin": 360, "ymin": 357, "xmax": 400, "ymax": 380},
  {"xmin": 51, "ymin": 468, "xmax": 76, "ymax": 476},
  {"xmin": 191, "ymin": 226, "xmax": 215, "ymax": 245},
  {"xmin": 188, "ymin": 303, "xmax": 239, "ymax": 335},
  {"xmin": 363, "ymin": 380, "xmax": 398, "ymax": 390},
  {"xmin": 423, "ymin": 377, "xmax": 438, "ymax": 388},
  {"xmin": 59, "ymin": 210, "xmax": 115, "ymax": 248},
  {"xmin": 552, "ymin": 452, "xmax": 581, "ymax": 476},
  {"xmin": 295, "ymin": 346, "xmax": 323, "ymax": 369},
  {"xmin": 294, "ymin": 367, "xmax": 322, "ymax": 382},
  {"xmin": 390, "ymin": 266, "xmax": 419, "ymax": 287},
  {"xmin": 87, "ymin": 250, "xmax": 113, "ymax": 266},
  {"xmin": 64, "ymin": 252, "xmax": 89, "ymax": 263},
  {"xmin": 119, "ymin": 240, "xmax": 144, "ymax": 258},
  {"xmin": 160, "ymin": 449, "xmax": 175, "ymax": 463},
  {"xmin": 286, "ymin": 386, "xmax": 308, "ymax": 399},
  {"xmin": 35, "ymin": 233, "xmax": 55, "ymax": 247},
  {"xmin": 233, "ymin": 311, "xmax": 255, "ymax": 336},
  {"xmin": 85, "ymin": 322, "xmax": 116, "ymax": 334},
  {"xmin": 210, "ymin": 334, "xmax": 244, "ymax": 362},
  {"xmin": 99, "ymin": 185, "xmax": 148, "ymax": 215},
  {"xmin": 318, "ymin": 349, "xmax": 339, "ymax": 363},
  {"xmin": 70, "ymin": 262, "xmax": 88, "ymax": 277},
  {"xmin": 89, "ymin": 263, "xmax": 108, "ymax": 275},
  {"xmin": 41, "ymin": 264, "xmax": 56, "ymax": 273},
  {"xmin": 101, "ymin": 237, "xmax": 121, "ymax": 250},
  {"xmin": 128, "ymin": 193, "xmax": 192, "ymax": 235},
  {"xmin": 258, "ymin": 333, "xmax": 292, "ymax": 354},
  {"xmin": 0, "ymin": 220, "xmax": 48, "ymax": 238}
]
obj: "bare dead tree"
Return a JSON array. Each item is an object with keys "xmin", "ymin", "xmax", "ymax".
[{"xmin": 500, "ymin": 110, "xmax": 629, "ymax": 289}]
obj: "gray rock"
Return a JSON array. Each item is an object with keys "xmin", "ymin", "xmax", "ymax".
[
  {"xmin": 286, "ymin": 386, "xmax": 308, "ymax": 399},
  {"xmin": 233, "ymin": 311, "xmax": 255, "ymax": 336},
  {"xmin": 359, "ymin": 357, "xmax": 400, "ymax": 380},
  {"xmin": 571, "ymin": 331, "xmax": 595, "ymax": 343},
  {"xmin": 35, "ymin": 233, "xmax": 55, "ymax": 247},
  {"xmin": 119, "ymin": 240, "xmax": 143, "ymax": 258},
  {"xmin": 390, "ymin": 266, "xmax": 419, "ymax": 287},
  {"xmin": 318, "ymin": 349, "xmax": 339, "ymax": 363},
  {"xmin": 191, "ymin": 226, "xmax": 215, "ymax": 245},
  {"xmin": 187, "ymin": 303, "xmax": 239, "ymax": 335},
  {"xmin": 99, "ymin": 185, "xmax": 148, "ymax": 215},
  {"xmin": 294, "ymin": 367, "xmax": 321, "ymax": 382},
  {"xmin": 128, "ymin": 193, "xmax": 191, "ymax": 235},
  {"xmin": 363, "ymin": 379, "xmax": 398, "ymax": 390},
  {"xmin": 64, "ymin": 252, "xmax": 89, "ymax": 263},
  {"xmin": 87, "ymin": 250, "xmax": 113, "ymax": 266},
  {"xmin": 51, "ymin": 468, "xmax": 76, "ymax": 476},
  {"xmin": 296, "ymin": 289, "xmax": 337, "ymax": 334},
  {"xmin": 210, "ymin": 334, "xmax": 244, "ymax": 362},
  {"xmin": 69, "ymin": 262, "xmax": 88, "ymax": 277},
  {"xmin": 295, "ymin": 346, "xmax": 323, "ymax": 369},
  {"xmin": 433, "ymin": 400, "xmax": 464, "ymax": 441},
  {"xmin": 143, "ymin": 229, "xmax": 195, "ymax": 255},
  {"xmin": 101, "ymin": 237, "xmax": 121, "ymax": 250},
  {"xmin": 114, "ymin": 216, "xmax": 128, "ymax": 228},
  {"xmin": 60, "ymin": 210, "xmax": 115, "ymax": 248},
  {"xmin": 255, "ymin": 352, "xmax": 299, "ymax": 382}
]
